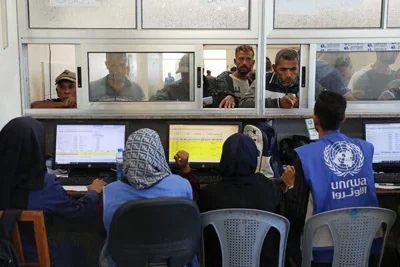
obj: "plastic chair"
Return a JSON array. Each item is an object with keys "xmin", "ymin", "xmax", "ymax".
[
  {"xmin": 301, "ymin": 207, "xmax": 396, "ymax": 267},
  {"xmin": 108, "ymin": 197, "xmax": 201, "ymax": 267},
  {"xmin": 200, "ymin": 209, "xmax": 290, "ymax": 267}
]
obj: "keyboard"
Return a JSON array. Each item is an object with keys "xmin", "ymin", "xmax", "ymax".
[
  {"xmin": 197, "ymin": 175, "xmax": 223, "ymax": 184},
  {"xmin": 374, "ymin": 173, "xmax": 400, "ymax": 184},
  {"xmin": 58, "ymin": 175, "xmax": 116, "ymax": 186}
]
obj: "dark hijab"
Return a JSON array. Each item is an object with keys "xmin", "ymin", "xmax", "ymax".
[
  {"xmin": 219, "ymin": 133, "xmax": 259, "ymax": 185},
  {"xmin": 0, "ymin": 117, "xmax": 46, "ymax": 210}
]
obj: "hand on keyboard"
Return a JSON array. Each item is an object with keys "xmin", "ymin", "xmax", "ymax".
[{"xmin": 88, "ymin": 179, "xmax": 107, "ymax": 194}]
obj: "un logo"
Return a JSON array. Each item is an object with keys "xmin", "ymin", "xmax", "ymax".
[{"xmin": 324, "ymin": 141, "xmax": 364, "ymax": 177}]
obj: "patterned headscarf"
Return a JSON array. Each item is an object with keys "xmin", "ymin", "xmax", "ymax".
[{"xmin": 123, "ymin": 128, "xmax": 171, "ymax": 189}]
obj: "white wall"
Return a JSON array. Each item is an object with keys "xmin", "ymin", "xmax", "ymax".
[{"xmin": 0, "ymin": 0, "xmax": 21, "ymax": 129}]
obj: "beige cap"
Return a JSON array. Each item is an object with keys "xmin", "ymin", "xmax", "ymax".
[
  {"xmin": 55, "ymin": 70, "xmax": 76, "ymax": 84},
  {"xmin": 175, "ymin": 54, "xmax": 189, "ymax": 74}
]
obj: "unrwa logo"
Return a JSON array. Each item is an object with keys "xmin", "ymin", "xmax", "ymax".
[{"xmin": 324, "ymin": 141, "xmax": 364, "ymax": 177}]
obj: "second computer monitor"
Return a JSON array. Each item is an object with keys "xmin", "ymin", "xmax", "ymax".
[
  {"xmin": 168, "ymin": 122, "xmax": 241, "ymax": 168},
  {"xmin": 363, "ymin": 121, "xmax": 400, "ymax": 168}
]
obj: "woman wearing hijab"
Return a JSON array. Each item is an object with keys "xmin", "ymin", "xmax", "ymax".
[
  {"xmin": 101, "ymin": 128, "xmax": 198, "ymax": 267},
  {"xmin": 0, "ymin": 116, "xmax": 106, "ymax": 266},
  {"xmin": 198, "ymin": 133, "xmax": 295, "ymax": 267}
]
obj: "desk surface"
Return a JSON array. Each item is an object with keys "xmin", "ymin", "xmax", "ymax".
[{"xmin": 65, "ymin": 185, "xmax": 400, "ymax": 196}]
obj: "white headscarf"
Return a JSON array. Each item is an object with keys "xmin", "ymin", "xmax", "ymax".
[{"xmin": 123, "ymin": 128, "xmax": 171, "ymax": 189}]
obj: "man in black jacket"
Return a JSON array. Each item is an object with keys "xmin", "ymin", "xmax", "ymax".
[{"xmin": 240, "ymin": 49, "xmax": 300, "ymax": 108}]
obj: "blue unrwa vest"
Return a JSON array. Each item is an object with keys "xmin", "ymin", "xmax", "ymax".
[{"xmin": 295, "ymin": 130, "xmax": 379, "ymax": 263}]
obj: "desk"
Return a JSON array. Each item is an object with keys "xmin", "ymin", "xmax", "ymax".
[{"xmin": 376, "ymin": 188, "xmax": 400, "ymax": 194}]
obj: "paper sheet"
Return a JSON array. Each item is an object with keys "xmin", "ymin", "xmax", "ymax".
[
  {"xmin": 305, "ymin": 118, "xmax": 319, "ymax": 140},
  {"xmin": 49, "ymin": 0, "xmax": 97, "ymax": 7},
  {"xmin": 275, "ymin": 0, "xmax": 317, "ymax": 15},
  {"xmin": 63, "ymin": 186, "xmax": 88, "ymax": 192}
]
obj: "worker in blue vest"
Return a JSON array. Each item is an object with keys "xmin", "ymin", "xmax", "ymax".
[{"xmin": 284, "ymin": 91, "xmax": 379, "ymax": 266}]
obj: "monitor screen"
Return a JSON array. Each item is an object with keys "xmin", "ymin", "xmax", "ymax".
[
  {"xmin": 364, "ymin": 122, "xmax": 400, "ymax": 165},
  {"xmin": 54, "ymin": 124, "xmax": 126, "ymax": 167},
  {"xmin": 168, "ymin": 123, "xmax": 240, "ymax": 165}
]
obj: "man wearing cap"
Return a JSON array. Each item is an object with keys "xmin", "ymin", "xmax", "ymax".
[
  {"xmin": 150, "ymin": 54, "xmax": 192, "ymax": 101},
  {"xmin": 150, "ymin": 54, "xmax": 238, "ymax": 106},
  {"xmin": 90, "ymin": 53, "xmax": 146, "ymax": 102},
  {"xmin": 31, "ymin": 70, "xmax": 77, "ymax": 108}
]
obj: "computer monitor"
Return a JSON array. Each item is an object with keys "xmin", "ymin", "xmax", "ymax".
[
  {"xmin": 53, "ymin": 123, "xmax": 127, "ymax": 169},
  {"xmin": 168, "ymin": 122, "xmax": 241, "ymax": 168},
  {"xmin": 363, "ymin": 121, "xmax": 400, "ymax": 169}
]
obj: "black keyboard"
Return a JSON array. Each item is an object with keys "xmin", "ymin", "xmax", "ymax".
[
  {"xmin": 374, "ymin": 173, "xmax": 400, "ymax": 184},
  {"xmin": 198, "ymin": 175, "xmax": 222, "ymax": 184},
  {"xmin": 58, "ymin": 176, "xmax": 97, "ymax": 186},
  {"xmin": 58, "ymin": 175, "xmax": 116, "ymax": 186}
]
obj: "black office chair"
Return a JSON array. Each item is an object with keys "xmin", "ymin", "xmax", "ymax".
[{"xmin": 108, "ymin": 197, "xmax": 201, "ymax": 267}]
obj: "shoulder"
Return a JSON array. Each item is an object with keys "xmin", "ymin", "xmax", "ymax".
[
  {"xmin": 163, "ymin": 174, "xmax": 191, "ymax": 187},
  {"xmin": 89, "ymin": 77, "xmax": 106, "ymax": 92}
]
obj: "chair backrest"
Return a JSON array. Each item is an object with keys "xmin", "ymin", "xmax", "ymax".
[
  {"xmin": 108, "ymin": 197, "xmax": 201, "ymax": 267},
  {"xmin": 301, "ymin": 207, "xmax": 396, "ymax": 267},
  {"xmin": 200, "ymin": 209, "xmax": 290, "ymax": 267},
  {"xmin": 0, "ymin": 210, "xmax": 51, "ymax": 267}
]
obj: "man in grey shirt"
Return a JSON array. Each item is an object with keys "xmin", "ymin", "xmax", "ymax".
[{"xmin": 89, "ymin": 53, "xmax": 146, "ymax": 102}]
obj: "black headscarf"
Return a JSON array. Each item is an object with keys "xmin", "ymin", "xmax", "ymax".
[
  {"xmin": 220, "ymin": 133, "xmax": 259, "ymax": 185},
  {"xmin": 0, "ymin": 117, "xmax": 46, "ymax": 210}
]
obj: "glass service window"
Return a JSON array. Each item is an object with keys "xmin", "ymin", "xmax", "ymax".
[
  {"xmin": 315, "ymin": 47, "xmax": 400, "ymax": 101},
  {"xmin": 203, "ymin": 45, "xmax": 257, "ymax": 109},
  {"xmin": 388, "ymin": 0, "xmax": 400, "ymax": 28},
  {"xmin": 88, "ymin": 52, "xmax": 195, "ymax": 102},
  {"xmin": 274, "ymin": 0, "xmax": 382, "ymax": 29},
  {"xmin": 28, "ymin": 0, "xmax": 136, "ymax": 28},
  {"xmin": 28, "ymin": 44, "xmax": 77, "ymax": 109},
  {"xmin": 264, "ymin": 45, "xmax": 301, "ymax": 109},
  {"xmin": 142, "ymin": 0, "xmax": 250, "ymax": 29}
]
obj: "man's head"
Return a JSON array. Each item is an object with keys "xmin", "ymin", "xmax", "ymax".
[
  {"xmin": 376, "ymin": 51, "xmax": 399, "ymax": 65},
  {"xmin": 176, "ymin": 54, "xmax": 190, "ymax": 86},
  {"xmin": 206, "ymin": 70, "xmax": 211, "ymax": 76},
  {"xmin": 55, "ymin": 70, "xmax": 76, "ymax": 100},
  {"xmin": 273, "ymin": 49, "xmax": 299, "ymax": 87},
  {"xmin": 266, "ymin": 57, "xmax": 272, "ymax": 72},
  {"xmin": 105, "ymin": 53, "xmax": 128, "ymax": 91},
  {"xmin": 313, "ymin": 91, "xmax": 347, "ymax": 132},
  {"xmin": 234, "ymin": 45, "xmax": 255, "ymax": 76}
]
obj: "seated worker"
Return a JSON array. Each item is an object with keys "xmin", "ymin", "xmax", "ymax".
[
  {"xmin": 284, "ymin": 91, "xmax": 379, "ymax": 266},
  {"xmin": 212, "ymin": 45, "xmax": 255, "ymax": 108},
  {"xmin": 101, "ymin": 128, "xmax": 198, "ymax": 267},
  {"xmin": 316, "ymin": 53, "xmax": 356, "ymax": 101},
  {"xmin": 31, "ymin": 70, "xmax": 77, "ymax": 108},
  {"xmin": 198, "ymin": 133, "xmax": 295, "ymax": 267},
  {"xmin": 90, "ymin": 53, "xmax": 146, "ymax": 102},
  {"xmin": 353, "ymin": 51, "xmax": 399, "ymax": 100},
  {"xmin": 378, "ymin": 79, "xmax": 400, "ymax": 100},
  {"xmin": 0, "ymin": 116, "xmax": 107, "ymax": 266},
  {"xmin": 240, "ymin": 49, "xmax": 300, "ymax": 108}
]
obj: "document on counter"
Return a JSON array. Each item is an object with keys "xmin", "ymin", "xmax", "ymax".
[{"xmin": 63, "ymin": 186, "xmax": 88, "ymax": 192}]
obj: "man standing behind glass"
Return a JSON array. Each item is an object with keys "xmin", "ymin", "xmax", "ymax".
[
  {"xmin": 90, "ymin": 53, "xmax": 146, "ymax": 102},
  {"xmin": 150, "ymin": 54, "xmax": 191, "ymax": 101}
]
